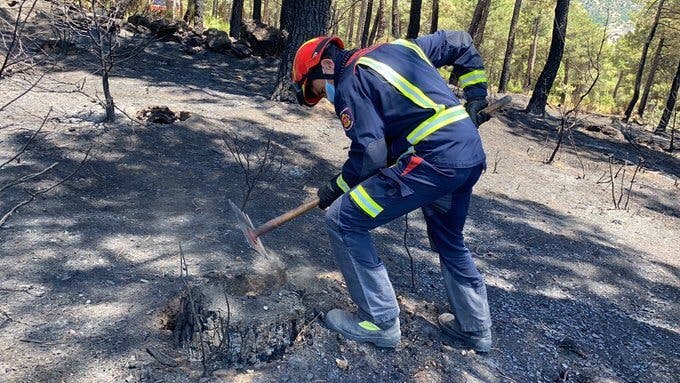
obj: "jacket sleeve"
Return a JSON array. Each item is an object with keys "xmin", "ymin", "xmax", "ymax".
[
  {"xmin": 414, "ymin": 30, "xmax": 488, "ymax": 100},
  {"xmin": 332, "ymin": 75, "xmax": 387, "ymax": 192}
]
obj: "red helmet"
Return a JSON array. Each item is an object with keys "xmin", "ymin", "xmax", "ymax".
[{"xmin": 292, "ymin": 36, "xmax": 344, "ymax": 106}]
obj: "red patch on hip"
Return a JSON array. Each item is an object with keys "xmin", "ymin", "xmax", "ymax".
[{"xmin": 401, "ymin": 156, "xmax": 423, "ymax": 176}]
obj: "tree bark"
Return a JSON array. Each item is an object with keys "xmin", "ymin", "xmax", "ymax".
[
  {"xmin": 263, "ymin": 0, "xmax": 270, "ymax": 24},
  {"xmin": 271, "ymin": 0, "xmax": 332, "ymax": 102},
  {"xmin": 391, "ymin": 0, "xmax": 400, "ymax": 38},
  {"xmin": 230, "ymin": 0, "xmax": 244, "ymax": 38},
  {"xmin": 331, "ymin": 2, "xmax": 340, "ymax": 35},
  {"xmin": 526, "ymin": 0, "xmax": 570, "ymax": 115},
  {"xmin": 355, "ymin": 0, "xmax": 367, "ymax": 46},
  {"xmin": 468, "ymin": 0, "xmax": 491, "ymax": 48},
  {"xmin": 348, "ymin": 1, "xmax": 357, "ymax": 45},
  {"xmin": 253, "ymin": 0, "xmax": 262, "ymax": 21},
  {"xmin": 183, "ymin": 0, "xmax": 204, "ymax": 32},
  {"xmin": 369, "ymin": 0, "xmax": 385, "ymax": 45},
  {"xmin": 638, "ymin": 36, "xmax": 664, "ymax": 118},
  {"xmin": 102, "ymin": 71, "xmax": 115, "ymax": 122},
  {"xmin": 498, "ymin": 0, "xmax": 522, "ymax": 93},
  {"xmin": 211, "ymin": 0, "xmax": 218, "ymax": 18},
  {"xmin": 624, "ymin": 0, "xmax": 665, "ymax": 121},
  {"xmin": 183, "ymin": 0, "xmax": 196, "ymax": 24},
  {"xmin": 430, "ymin": 0, "xmax": 439, "ymax": 34},
  {"xmin": 656, "ymin": 59, "xmax": 680, "ymax": 133},
  {"xmin": 613, "ymin": 71, "xmax": 624, "ymax": 100},
  {"xmin": 280, "ymin": 0, "xmax": 294, "ymax": 32},
  {"xmin": 194, "ymin": 0, "xmax": 204, "ymax": 33},
  {"xmin": 360, "ymin": 0, "xmax": 373, "ymax": 47},
  {"xmin": 524, "ymin": 14, "xmax": 541, "ymax": 91},
  {"xmin": 406, "ymin": 0, "xmax": 422, "ymax": 38}
]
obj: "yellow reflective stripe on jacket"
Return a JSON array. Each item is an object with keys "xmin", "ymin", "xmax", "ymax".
[
  {"xmin": 407, "ymin": 105, "xmax": 469, "ymax": 145},
  {"xmin": 459, "ymin": 69, "xmax": 488, "ymax": 88},
  {"xmin": 349, "ymin": 185, "xmax": 384, "ymax": 218},
  {"xmin": 336, "ymin": 174, "xmax": 350, "ymax": 193},
  {"xmin": 390, "ymin": 39, "xmax": 433, "ymax": 66},
  {"xmin": 357, "ymin": 56, "xmax": 443, "ymax": 111}
]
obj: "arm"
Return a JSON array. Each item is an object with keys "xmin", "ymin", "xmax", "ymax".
[
  {"xmin": 333, "ymin": 77, "xmax": 387, "ymax": 192},
  {"xmin": 414, "ymin": 30, "xmax": 488, "ymax": 100}
]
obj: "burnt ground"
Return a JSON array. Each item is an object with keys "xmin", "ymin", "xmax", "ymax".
[{"xmin": 0, "ymin": 39, "xmax": 678, "ymax": 383}]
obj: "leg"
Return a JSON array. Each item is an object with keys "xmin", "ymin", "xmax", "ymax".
[
  {"xmin": 324, "ymin": 158, "xmax": 481, "ymax": 347},
  {"xmin": 422, "ymin": 164, "xmax": 491, "ymax": 336},
  {"xmin": 325, "ymin": 173, "xmax": 433, "ymax": 324}
]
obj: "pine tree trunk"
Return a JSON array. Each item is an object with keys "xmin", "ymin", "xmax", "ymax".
[
  {"xmin": 526, "ymin": 0, "xmax": 570, "ymax": 115},
  {"xmin": 638, "ymin": 36, "xmax": 664, "ymax": 118},
  {"xmin": 656, "ymin": 59, "xmax": 680, "ymax": 133},
  {"xmin": 624, "ymin": 0, "xmax": 665, "ymax": 122},
  {"xmin": 613, "ymin": 71, "xmax": 624, "ymax": 100},
  {"xmin": 406, "ymin": 0, "xmax": 422, "ymax": 38},
  {"xmin": 271, "ymin": 0, "xmax": 332, "ymax": 102},
  {"xmin": 356, "ymin": 0, "xmax": 368, "ymax": 46},
  {"xmin": 263, "ymin": 0, "xmax": 270, "ymax": 24},
  {"xmin": 230, "ymin": 0, "xmax": 244, "ymax": 38},
  {"xmin": 468, "ymin": 0, "xmax": 491, "ymax": 48},
  {"xmin": 280, "ymin": 0, "xmax": 294, "ymax": 32},
  {"xmin": 524, "ymin": 14, "xmax": 541, "ymax": 91},
  {"xmin": 194, "ymin": 0, "xmax": 204, "ymax": 33},
  {"xmin": 253, "ymin": 0, "xmax": 262, "ymax": 21},
  {"xmin": 348, "ymin": 1, "xmax": 357, "ymax": 45},
  {"xmin": 391, "ymin": 0, "xmax": 400, "ymax": 38},
  {"xmin": 360, "ymin": 0, "xmax": 373, "ymax": 47},
  {"xmin": 184, "ymin": 0, "xmax": 196, "ymax": 24},
  {"xmin": 368, "ymin": 0, "xmax": 385, "ymax": 45},
  {"xmin": 498, "ymin": 0, "xmax": 522, "ymax": 93},
  {"xmin": 331, "ymin": 2, "xmax": 339, "ymax": 35},
  {"xmin": 102, "ymin": 71, "xmax": 115, "ymax": 122},
  {"xmin": 429, "ymin": 0, "xmax": 439, "ymax": 34},
  {"xmin": 211, "ymin": 0, "xmax": 218, "ymax": 18}
]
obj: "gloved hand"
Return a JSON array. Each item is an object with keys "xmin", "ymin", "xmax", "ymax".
[
  {"xmin": 317, "ymin": 178, "xmax": 344, "ymax": 210},
  {"xmin": 465, "ymin": 97, "xmax": 491, "ymax": 128}
]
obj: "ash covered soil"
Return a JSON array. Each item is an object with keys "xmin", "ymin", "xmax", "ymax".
[{"xmin": 1, "ymin": 40, "xmax": 678, "ymax": 383}]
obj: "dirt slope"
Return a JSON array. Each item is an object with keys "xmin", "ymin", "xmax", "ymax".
[{"xmin": 1, "ymin": 41, "xmax": 678, "ymax": 383}]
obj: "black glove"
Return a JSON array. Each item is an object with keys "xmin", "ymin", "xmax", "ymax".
[
  {"xmin": 465, "ymin": 97, "xmax": 491, "ymax": 128},
  {"xmin": 317, "ymin": 178, "xmax": 343, "ymax": 210}
]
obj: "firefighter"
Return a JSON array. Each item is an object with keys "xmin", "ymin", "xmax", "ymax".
[{"xmin": 291, "ymin": 31, "xmax": 492, "ymax": 352}]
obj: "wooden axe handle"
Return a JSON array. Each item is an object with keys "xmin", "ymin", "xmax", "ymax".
[
  {"xmin": 252, "ymin": 197, "xmax": 320, "ymax": 237},
  {"xmin": 480, "ymin": 95, "xmax": 512, "ymax": 115}
]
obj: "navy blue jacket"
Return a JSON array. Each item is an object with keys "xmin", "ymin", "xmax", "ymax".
[{"xmin": 332, "ymin": 30, "xmax": 487, "ymax": 189}]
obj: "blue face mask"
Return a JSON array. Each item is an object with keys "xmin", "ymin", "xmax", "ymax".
[{"xmin": 325, "ymin": 81, "xmax": 335, "ymax": 104}]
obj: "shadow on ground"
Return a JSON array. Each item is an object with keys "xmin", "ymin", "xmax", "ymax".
[{"xmin": 1, "ymin": 54, "xmax": 678, "ymax": 382}]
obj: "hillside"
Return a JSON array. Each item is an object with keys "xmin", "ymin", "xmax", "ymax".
[
  {"xmin": 579, "ymin": 0, "xmax": 639, "ymax": 27},
  {"xmin": 1, "ymin": 39, "xmax": 678, "ymax": 382}
]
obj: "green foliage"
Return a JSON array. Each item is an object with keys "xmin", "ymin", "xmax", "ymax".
[
  {"xmin": 152, "ymin": 0, "xmax": 679, "ymax": 122},
  {"xmin": 205, "ymin": 15, "xmax": 231, "ymax": 31}
]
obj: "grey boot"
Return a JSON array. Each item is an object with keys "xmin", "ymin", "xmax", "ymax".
[
  {"xmin": 438, "ymin": 313, "xmax": 492, "ymax": 352},
  {"xmin": 325, "ymin": 309, "xmax": 401, "ymax": 348},
  {"xmin": 441, "ymin": 263, "xmax": 492, "ymax": 332}
]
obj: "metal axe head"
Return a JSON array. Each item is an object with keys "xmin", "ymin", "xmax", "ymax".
[{"xmin": 229, "ymin": 200, "xmax": 269, "ymax": 258}]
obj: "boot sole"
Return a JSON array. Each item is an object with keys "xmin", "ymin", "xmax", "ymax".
[{"xmin": 438, "ymin": 322, "xmax": 492, "ymax": 353}]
